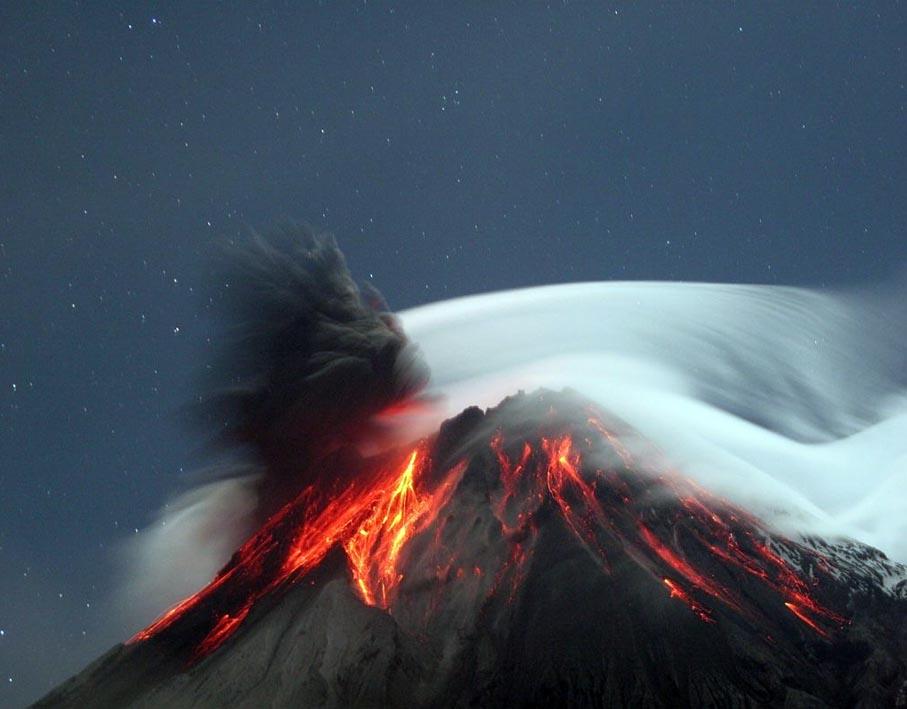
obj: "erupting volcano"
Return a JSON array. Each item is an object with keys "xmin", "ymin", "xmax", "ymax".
[
  {"xmin": 127, "ymin": 393, "xmax": 849, "ymax": 664},
  {"xmin": 36, "ymin": 229, "xmax": 907, "ymax": 708},
  {"xmin": 38, "ymin": 391, "xmax": 907, "ymax": 708}
]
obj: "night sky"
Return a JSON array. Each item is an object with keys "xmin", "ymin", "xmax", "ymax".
[{"xmin": 2, "ymin": 2, "xmax": 906, "ymax": 705}]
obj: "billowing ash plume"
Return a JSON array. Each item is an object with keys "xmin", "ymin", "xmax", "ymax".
[
  {"xmin": 118, "ymin": 225, "xmax": 430, "ymax": 625},
  {"xmin": 196, "ymin": 224, "xmax": 429, "ymax": 514}
]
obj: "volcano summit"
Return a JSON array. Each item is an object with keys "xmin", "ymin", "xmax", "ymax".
[
  {"xmin": 36, "ymin": 229, "xmax": 907, "ymax": 708},
  {"xmin": 38, "ymin": 389, "xmax": 907, "ymax": 707}
]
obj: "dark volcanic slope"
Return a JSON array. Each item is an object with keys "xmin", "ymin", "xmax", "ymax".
[{"xmin": 37, "ymin": 390, "xmax": 907, "ymax": 708}]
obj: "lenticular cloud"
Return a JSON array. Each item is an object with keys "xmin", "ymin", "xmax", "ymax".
[
  {"xmin": 398, "ymin": 281, "xmax": 907, "ymax": 562},
  {"xmin": 117, "ymin": 275, "xmax": 907, "ymax": 633}
]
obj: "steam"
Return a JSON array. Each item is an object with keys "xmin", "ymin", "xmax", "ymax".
[
  {"xmin": 399, "ymin": 281, "xmax": 907, "ymax": 561},
  {"xmin": 116, "ymin": 475, "xmax": 259, "ymax": 626},
  {"xmin": 117, "ymin": 237, "xmax": 907, "ymax": 632}
]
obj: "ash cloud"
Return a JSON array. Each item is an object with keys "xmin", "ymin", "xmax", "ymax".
[
  {"xmin": 117, "ymin": 225, "xmax": 430, "ymax": 627},
  {"xmin": 194, "ymin": 224, "xmax": 429, "ymax": 513}
]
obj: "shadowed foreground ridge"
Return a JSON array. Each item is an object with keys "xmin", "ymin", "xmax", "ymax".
[{"xmin": 36, "ymin": 389, "xmax": 907, "ymax": 708}]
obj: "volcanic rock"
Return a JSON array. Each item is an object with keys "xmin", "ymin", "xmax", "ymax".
[{"xmin": 35, "ymin": 390, "xmax": 907, "ymax": 708}]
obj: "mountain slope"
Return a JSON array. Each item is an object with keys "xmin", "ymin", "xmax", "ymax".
[{"xmin": 36, "ymin": 390, "xmax": 907, "ymax": 708}]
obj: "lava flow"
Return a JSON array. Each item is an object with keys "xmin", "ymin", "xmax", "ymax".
[
  {"xmin": 487, "ymin": 411, "xmax": 846, "ymax": 637},
  {"xmin": 343, "ymin": 450, "xmax": 467, "ymax": 609},
  {"xmin": 131, "ymin": 444, "xmax": 466, "ymax": 662},
  {"xmin": 131, "ymin": 397, "xmax": 847, "ymax": 665}
]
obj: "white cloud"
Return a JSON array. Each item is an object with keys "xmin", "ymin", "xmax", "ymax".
[{"xmin": 400, "ymin": 281, "xmax": 907, "ymax": 562}]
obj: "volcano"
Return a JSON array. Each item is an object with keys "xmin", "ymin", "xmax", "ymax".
[{"xmin": 36, "ymin": 389, "xmax": 907, "ymax": 708}]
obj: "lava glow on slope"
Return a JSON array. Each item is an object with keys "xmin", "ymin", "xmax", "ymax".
[
  {"xmin": 343, "ymin": 450, "xmax": 467, "ymax": 608},
  {"xmin": 130, "ymin": 444, "xmax": 467, "ymax": 662},
  {"xmin": 488, "ymin": 415, "xmax": 846, "ymax": 639},
  {"xmin": 130, "ymin": 403, "xmax": 846, "ymax": 664}
]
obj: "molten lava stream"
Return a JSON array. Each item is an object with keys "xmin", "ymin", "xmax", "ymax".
[
  {"xmin": 663, "ymin": 578, "xmax": 714, "ymax": 623},
  {"xmin": 343, "ymin": 452, "xmax": 467, "ymax": 610},
  {"xmin": 542, "ymin": 435, "xmax": 613, "ymax": 571},
  {"xmin": 489, "ymin": 421, "xmax": 846, "ymax": 640},
  {"xmin": 131, "ymin": 445, "xmax": 468, "ymax": 662}
]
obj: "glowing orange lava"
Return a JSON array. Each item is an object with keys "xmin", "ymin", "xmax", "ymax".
[
  {"xmin": 663, "ymin": 578, "xmax": 714, "ymax": 623},
  {"xmin": 131, "ymin": 444, "xmax": 467, "ymax": 659},
  {"xmin": 543, "ymin": 435, "xmax": 613, "ymax": 571},
  {"xmin": 344, "ymin": 451, "xmax": 466, "ymax": 609},
  {"xmin": 131, "ymin": 405, "xmax": 846, "ymax": 664},
  {"xmin": 487, "ymin": 427, "xmax": 845, "ymax": 638}
]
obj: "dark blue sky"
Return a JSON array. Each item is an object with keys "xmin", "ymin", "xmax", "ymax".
[{"xmin": 2, "ymin": 2, "xmax": 905, "ymax": 704}]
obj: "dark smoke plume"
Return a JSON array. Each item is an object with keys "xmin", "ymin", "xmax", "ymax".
[{"xmin": 196, "ymin": 224, "xmax": 429, "ymax": 516}]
